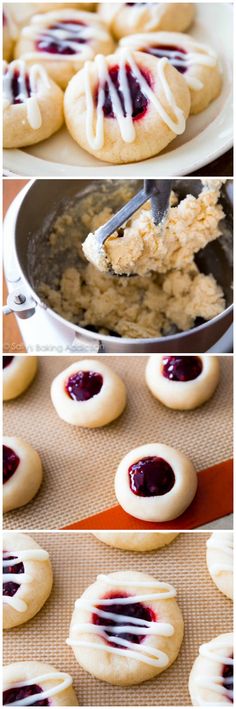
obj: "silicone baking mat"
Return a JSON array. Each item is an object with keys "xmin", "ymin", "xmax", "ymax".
[
  {"xmin": 3, "ymin": 355, "xmax": 233, "ymax": 531},
  {"xmin": 3, "ymin": 531, "xmax": 233, "ymax": 706}
]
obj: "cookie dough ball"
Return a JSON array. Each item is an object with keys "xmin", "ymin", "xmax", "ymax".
[
  {"xmin": 67, "ymin": 570, "xmax": 184, "ymax": 685},
  {"xmin": 51, "ymin": 359, "xmax": 126, "ymax": 428},
  {"xmin": 145, "ymin": 355, "xmax": 220, "ymax": 410},
  {"xmin": 3, "ymin": 436, "xmax": 43, "ymax": 513},
  {"xmin": 3, "ymin": 661, "xmax": 79, "ymax": 706},
  {"xmin": 189, "ymin": 633, "xmax": 233, "ymax": 706},
  {"xmin": 3, "ymin": 355, "xmax": 37, "ymax": 400},
  {"xmin": 93, "ymin": 531, "xmax": 179, "ymax": 552},
  {"xmin": 64, "ymin": 49, "xmax": 190, "ymax": 164},
  {"xmin": 3, "ymin": 532, "xmax": 53, "ymax": 629},
  {"xmin": 115, "ymin": 443, "xmax": 197, "ymax": 522},
  {"xmin": 120, "ymin": 32, "xmax": 222, "ymax": 114},
  {"xmin": 98, "ymin": 3, "xmax": 195, "ymax": 40},
  {"xmin": 206, "ymin": 532, "xmax": 233, "ymax": 601}
]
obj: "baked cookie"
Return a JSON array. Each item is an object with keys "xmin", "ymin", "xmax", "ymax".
[
  {"xmin": 98, "ymin": 3, "xmax": 195, "ymax": 40},
  {"xmin": 3, "ymin": 8, "xmax": 18, "ymax": 61},
  {"xmin": 3, "ymin": 532, "xmax": 53, "ymax": 629},
  {"xmin": 115, "ymin": 443, "xmax": 197, "ymax": 522},
  {"xmin": 3, "ymin": 436, "xmax": 43, "ymax": 513},
  {"xmin": 93, "ymin": 531, "xmax": 179, "ymax": 552},
  {"xmin": 51, "ymin": 358, "xmax": 126, "ymax": 427},
  {"xmin": 67, "ymin": 570, "xmax": 184, "ymax": 685},
  {"xmin": 3, "ymin": 59, "xmax": 64, "ymax": 148},
  {"xmin": 3, "ymin": 661, "xmax": 79, "ymax": 706},
  {"xmin": 189, "ymin": 633, "xmax": 233, "ymax": 706},
  {"xmin": 120, "ymin": 32, "xmax": 222, "ymax": 114},
  {"xmin": 145, "ymin": 355, "xmax": 220, "ymax": 410},
  {"xmin": 64, "ymin": 48, "xmax": 190, "ymax": 163},
  {"xmin": 206, "ymin": 532, "xmax": 233, "ymax": 601},
  {"xmin": 3, "ymin": 355, "xmax": 37, "ymax": 400},
  {"xmin": 15, "ymin": 10, "xmax": 114, "ymax": 89}
]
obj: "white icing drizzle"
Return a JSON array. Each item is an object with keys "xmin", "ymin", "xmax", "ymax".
[
  {"xmin": 207, "ymin": 534, "xmax": 233, "ymax": 577},
  {"xmin": 21, "ymin": 14, "xmax": 109, "ymax": 62},
  {"xmin": 67, "ymin": 574, "xmax": 176, "ymax": 667},
  {"xmin": 195, "ymin": 636, "xmax": 234, "ymax": 703},
  {"xmin": 83, "ymin": 48, "xmax": 186, "ymax": 150},
  {"xmin": 3, "ymin": 60, "xmax": 50, "ymax": 129},
  {"xmin": 3, "ymin": 671, "xmax": 73, "ymax": 706},
  {"xmin": 2, "ymin": 548, "xmax": 49, "ymax": 613}
]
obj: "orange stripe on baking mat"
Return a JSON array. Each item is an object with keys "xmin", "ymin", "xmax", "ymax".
[{"xmin": 62, "ymin": 459, "xmax": 233, "ymax": 530}]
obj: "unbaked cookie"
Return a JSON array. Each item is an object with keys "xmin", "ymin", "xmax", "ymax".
[
  {"xmin": 3, "ymin": 355, "xmax": 37, "ymax": 400},
  {"xmin": 51, "ymin": 358, "xmax": 126, "ymax": 427},
  {"xmin": 3, "ymin": 59, "xmax": 64, "ymax": 148},
  {"xmin": 3, "ymin": 661, "xmax": 79, "ymax": 706},
  {"xmin": 15, "ymin": 9, "xmax": 114, "ymax": 89},
  {"xmin": 98, "ymin": 3, "xmax": 195, "ymax": 40},
  {"xmin": 145, "ymin": 355, "xmax": 220, "ymax": 410},
  {"xmin": 115, "ymin": 443, "xmax": 197, "ymax": 522},
  {"xmin": 3, "ymin": 436, "xmax": 43, "ymax": 513},
  {"xmin": 93, "ymin": 531, "xmax": 179, "ymax": 552},
  {"xmin": 189, "ymin": 633, "xmax": 233, "ymax": 706},
  {"xmin": 3, "ymin": 532, "xmax": 53, "ymax": 629},
  {"xmin": 206, "ymin": 532, "xmax": 233, "ymax": 601},
  {"xmin": 120, "ymin": 32, "xmax": 222, "ymax": 114},
  {"xmin": 67, "ymin": 570, "xmax": 184, "ymax": 685},
  {"xmin": 64, "ymin": 48, "xmax": 190, "ymax": 163}
]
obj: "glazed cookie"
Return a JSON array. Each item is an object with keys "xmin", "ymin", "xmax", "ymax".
[
  {"xmin": 145, "ymin": 355, "xmax": 220, "ymax": 410},
  {"xmin": 3, "ymin": 355, "xmax": 37, "ymax": 400},
  {"xmin": 67, "ymin": 570, "xmax": 184, "ymax": 685},
  {"xmin": 189, "ymin": 633, "xmax": 233, "ymax": 705},
  {"xmin": 206, "ymin": 532, "xmax": 233, "ymax": 601},
  {"xmin": 98, "ymin": 3, "xmax": 195, "ymax": 40},
  {"xmin": 3, "ymin": 532, "xmax": 53, "ymax": 629},
  {"xmin": 3, "ymin": 8, "xmax": 18, "ymax": 61},
  {"xmin": 51, "ymin": 359, "xmax": 126, "ymax": 427},
  {"xmin": 3, "ymin": 661, "xmax": 79, "ymax": 706},
  {"xmin": 115, "ymin": 443, "xmax": 197, "ymax": 522},
  {"xmin": 15, "ymin": 10, "xmax": 114, "ymax": 89},
  {"xmin": 3, "ymin": 436, "xmax": 43, "ymax": 513},
  {"xmin": 64, "ymin": 48, "xmax": 190, "ymax": 163},
  {"xmin": 93, "ymin": 531, "xmax": 179, "ymax": 552},
  {"xmin": 3, "ymin": 59, "xmax": 64, "ymax": 148},
  {"xmin": 120, "ymin": 32, "xmax": 222, "ymax": 114}
]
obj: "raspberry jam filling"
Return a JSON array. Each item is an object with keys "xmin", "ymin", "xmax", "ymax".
[
  {"xmin": 3, "ymin": 356, "xmax": 14, "ymax": 368},
  {"xmin": 129, "ymin": 456, "xmax": 175, "ymax": 497},
  {"xmin": 96, "ymin": 64, "xmax": 151, "ymax": 120},
  {"xmin": 3, "ymin": 685, "xmax": 49, "ymax": 706},
  {"xmin": 36, "ymin": 20, "xmax": 87, "ymax": 55},
  {"xmin": 3, "ymin": 445, "xmax": 20, "ymax": 484},
  {"xmin": 6, "ymin": 71, "xmax": 31, "ymax": 104},
  {"xmin": 143, "ymin": 44, "xmax": 188, "ymax": 74},
  {"xmin": 93, "ymin": 592, "xmax": 155, "ymax": 646},
  {"xmin": 3, "ymin": 553, "xmax": 24, "ymax": 598},
  {"xmin": 162, "ymin": 356, "xmax": 203, "ymax": 382},
  {"xmin": 65, "ymin": 370, "xmax": 103, "ymax": 401},
  {"xmin": 222, "ymin": 656, "xmax": 234, "ymax": 702}
]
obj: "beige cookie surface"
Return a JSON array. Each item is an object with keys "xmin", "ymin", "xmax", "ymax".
[
  {"xmin": 3, "ymin": 532, "xmax": 53, "ymax": 629},
  {"xmin": 189, "ymin": 633, "xmax": 233, "ymax": 705},
  {"xmin": 67, "ymin": 570, "xmax": 184, "ymax": 685},
  {"xmin": 3, "ymin": 355, "xmax": 37, "ymax": 400},
  {"xmin": 206, "ymin": 532, "xmax": 233, "ymax": 601},
  {"xmin": 145, "ymin": 355, "xmax": 220, "ymax": 410},
  {"xmin": 3, "ymin": 661, "xmax": 79, "ymax": 706},
  {"xmin": 98, "ymin": 3, "xmax": 195, "ymax": 39},
  {"xmin": 3, "ymin": 436, "xmax": 43, "ymax": 513},
  {"xmin": 93, "ymin": 531, "xmax": 179, "ymax": 552}
]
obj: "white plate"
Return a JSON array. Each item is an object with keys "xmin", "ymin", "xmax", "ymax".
[{"xmin": 3, "ymin": 2, "xmax": 233, "ymax": 176}]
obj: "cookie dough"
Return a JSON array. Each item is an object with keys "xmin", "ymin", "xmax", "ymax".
[
  {"xmin": 114, "ymin": 443, "xmax": 197, "ymax": 522},
  {"xmin": 3, "ymin": 436, "xmax": 43, "ymax": 513},
  {"xmin": 93, "ymin": 531, "xmax": 179, "ymax": 552},
  {"xmin": 3, "ymin": 356, "xmax": 37, "ymax": 400},
  {"xmin": 189, "ymin": 633, "xmax": 233, "ymax": 706},
  {"xmin": 67, "ymin": 570, "xmax": 184, "ymax": 685},
  {"xmin": 51, "ymin": 358, "xmax": 126, "ymax": 427},
  {"xmin": 3, "ymin": 532, "xmax": 53, "ymax": 629},
  {"xmin": 145, "ymin": 355, "xmax": 220, "ymax": 410},
  {"xmin": 3, "ymin": 661, "xmax": 79, "ymax": 706},
  {"xmin": 206, "ymin": 532, "xmax": 233, "ymax": 601},
  {"xmin": 98, "ymin": 3, "xmax": 195, "ymax": 39}
]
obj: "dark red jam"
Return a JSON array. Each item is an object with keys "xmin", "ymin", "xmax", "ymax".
[
  {"xmin": 3, "ymin": 553, "xmax": 24, "ymax": 598},
  {"xmin": 3, "ymin": 685, "xmax": 49, "ymax": 706},
  {"xmin": 97, "ymin": 64, "xmax": 151, "ymax": 120},
  {"xmin": 3, "ymin": 356, "xmax": 14, "ymax": 368},
  {"xmin": 65, "ymin": 370, "xmax": 103, "ymax": 401},
  {"xmin": 129, "ymin": 456, "xmax": 175, "ymax": 497},
  {"xmin": 93, "ymin": 592, "xmax": 155, "ymax": 646},
  {"xmin": 143, "ymin": 44, "xmax": 188, "ymax": 74},
  {"xmin": 7, "ymin": 71, "xmax": 31, "ymax": 104},
  {"xmin": 162, "ymin": 356, "xmax": 203, "ymax": 382},
  {"xmin": 3, "ymin": 445, "xmax": 20, "ymax": 484},
  {"xmin": 36, "ymin": 20, "xmax": 87, "ymax": 55},
  {"xmin": 222, "ymin": 656, "xmax": 234, "ymax": 703}
]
